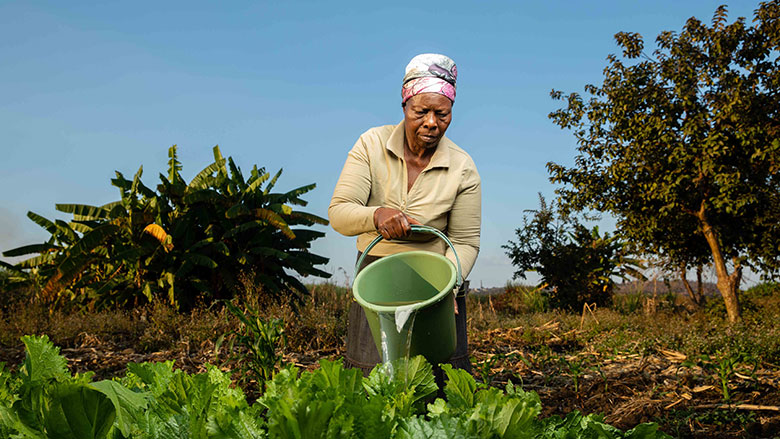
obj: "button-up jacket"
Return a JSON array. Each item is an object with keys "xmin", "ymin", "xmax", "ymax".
[{"xmin": 329, "ymin": 122, "xmax": 481, "ymax": 278}]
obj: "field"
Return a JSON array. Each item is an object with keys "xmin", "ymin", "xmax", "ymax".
[{"xmin": 1, "ymin": 282, "xmax": 780, "ymax": 438}]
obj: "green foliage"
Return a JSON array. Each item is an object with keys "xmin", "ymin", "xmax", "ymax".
[
  {"xmin": 504, "ymin": 194, "xmax": 644, "ymax": 310},
  {"xmin": 744, "ymin": 281, "xmax": 780, "ymax": 298},
  {"xmin": 536, "ymin": 411, "xmax": 670, "ymax": 439},
  {"xmin": 0, "ymin": 335, "xmax": 673, "ymax": 438},
  {"xmin": 558, "ymin": 355, "xmax": 587, "ymax": 393},
  {"xmin": 681, "ymin": 350, "xmax": 752, "ymax": 402},
  {"xmin": 2, "ymin": 145, "xmax": 330, "ymax": 310},
  {"xmin": 612, "ymin": 292, "xmax": 645, "ymax": 315},
  {"xmin": 216, "ymin": 301, "xmax": 286, "ymax": 387},
  {"xmin": 493, "ymin": 283, "xmax": 549, "ymax": 314},
  {"xmin": 704, "ymin": 293, "xmax": 760, "ymax": 320},
  {"xmin": 364, "ymin": 356, "xmax": 439, "ymax": 419},
  {"xmin": 547, "ymin": 2, "xmax": 780, "ymax": 321}
]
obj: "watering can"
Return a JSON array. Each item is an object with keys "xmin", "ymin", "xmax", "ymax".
[{"xmin": 352, "ymin": 225, "xmax": 461, "ymax": 365}]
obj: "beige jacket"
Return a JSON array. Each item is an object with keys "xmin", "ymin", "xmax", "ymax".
[{"xmin": 328, "ymin": 122, "xmax": 481, "ymax": 278}]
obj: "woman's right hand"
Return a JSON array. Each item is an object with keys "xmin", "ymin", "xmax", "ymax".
[{"xmin": 373, "ymin": 207, "xmax": 422, "ymax": 240}]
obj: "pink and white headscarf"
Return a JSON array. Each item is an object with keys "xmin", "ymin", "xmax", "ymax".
[{"xmin": 401, "ymin": 53, "xmax": 457, "ymax": 104}]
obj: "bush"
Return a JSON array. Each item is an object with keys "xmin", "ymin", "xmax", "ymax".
[
  {"xmin": 744, "ymin": 281, "xmax": 780, "ymax": 299},
  {"xmin": 503, "ymin": 194, "xmax": 643, "ymax": 310},
  {"xmin": 612, "ymin": 292, "xmax": 644, "ymax": 315},
  {"xmin": 491, "ymin": 282, "xmax": 549, "ymax": 314},
  {"xmin": 2, "ymin": 146, "xmax": 331, "ymax": 310}
]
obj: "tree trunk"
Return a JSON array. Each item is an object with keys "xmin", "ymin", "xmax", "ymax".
[
  {"xmin": 698, "ymin": 209, "xmax": 742, "ymax": 323},
  {"xmin": 680, "ymin": 264, "xmax": 702, "ymax": 307}
]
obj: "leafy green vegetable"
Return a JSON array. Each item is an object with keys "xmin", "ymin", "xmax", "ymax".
[
  {"xmin": 0, "ymin": 336, "xmax": 672, "ymax": 439},
  {"xmin": 364, "ymin": 356, "xmax": 438, "ymax": 418},
  {"xmin": 42, "ymin": 382, "xmax": 116, "ymax": 439},
  {"xmin": 90, "ymin": 380, "xmax": 148, "ymax": 437},
  {"xmin": 19, "ymin": 335, "xmax": 69, "ymax": 384}
]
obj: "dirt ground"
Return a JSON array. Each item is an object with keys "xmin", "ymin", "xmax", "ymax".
[{"xmin": 469, "ymin": 324, "xmax": 780, "ymax": 438}]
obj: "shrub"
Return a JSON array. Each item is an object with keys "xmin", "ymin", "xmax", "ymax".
[
  {"xmin": 612, "ymin": 292, "xmax": 645, "ymax": 315},
  {"xmin": 744, "ymin": 281, "xmax": 780, "ymax": 299},
  {"xmin": 503, "ymin": 194, "xmax": 643, "ymax": 310},
  {"xmin": 491, "ymin": 282, "xmax": 548, "ymax": 314},
  {"xmin": 2, "ymin": 146, "xmax": 330, "ymax": 310}
]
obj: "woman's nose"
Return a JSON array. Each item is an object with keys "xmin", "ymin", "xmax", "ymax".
[{"xmin": 423, "ymin": 112, "xmax": 436, "ymax": 128}]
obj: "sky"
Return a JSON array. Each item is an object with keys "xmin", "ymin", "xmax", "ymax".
[{"xmin": 0, "ymin": 0, "xmax": 763, "ymax": 288}]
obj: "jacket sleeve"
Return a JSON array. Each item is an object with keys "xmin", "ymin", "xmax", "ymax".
[
  {"xmin": 445, "ymin": 161, "xmax": 481, "ymax": 280},
  {"xmin": 328, "ymin": 135, "xmax": 380, "ymax": 236}
]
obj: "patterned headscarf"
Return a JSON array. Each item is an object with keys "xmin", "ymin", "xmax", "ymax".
[{"xmin": 401, "ymin": 53, "xmax": 457, "ymax": 104}]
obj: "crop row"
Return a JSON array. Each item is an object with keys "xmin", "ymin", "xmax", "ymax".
[{"xmin": 0, "ymin": 335, "xmax": 671, "ymax": 438}]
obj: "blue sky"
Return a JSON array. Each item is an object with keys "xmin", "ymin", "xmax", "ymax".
[{"xmin": 0, "ymin": 1, "xmax": 760, "ymax": 287}]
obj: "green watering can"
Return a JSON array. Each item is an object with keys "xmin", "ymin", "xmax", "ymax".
[{"xmin": 352, "ymin": 225, "xmax": 461, "ymax": 365}]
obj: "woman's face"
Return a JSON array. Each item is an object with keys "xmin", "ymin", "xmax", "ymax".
[{"xmin": 403, "ymin": 93, "xmax": 453, "ymax": 151}]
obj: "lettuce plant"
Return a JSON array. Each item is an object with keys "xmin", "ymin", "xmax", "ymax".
[{"xmin": 0, "ymin": 336, "xmax": 672, "ymax": 439}]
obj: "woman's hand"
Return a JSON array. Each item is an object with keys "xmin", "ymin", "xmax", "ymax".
[{"xmin": 373, "ymin": 207, "xmax": 422, "ymax": 240}]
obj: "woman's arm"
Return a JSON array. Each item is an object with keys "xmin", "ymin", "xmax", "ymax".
[
  {"xmin": 328, "ymin": 137, "xmax": 380, "ymax": 236},
  {"xmin": 445, "ymin": 163, "xmax": 481, "ymax": 279}
]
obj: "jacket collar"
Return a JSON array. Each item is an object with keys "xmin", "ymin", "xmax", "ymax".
[{"xmin": 386, "ymin": 121, "xmax": 451, "ymax": 169}]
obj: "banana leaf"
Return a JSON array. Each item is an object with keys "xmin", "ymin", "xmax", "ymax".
[
  {"xmin": 289, "ymin": 211, "xmax": 329, "ymax": 226},
  {"xmin": 16, "ymin": 253, "xmax": 58, "ymax": 269},
  {"xmin": 263, "ymin": 169, "xmax": 283, "ymax": 195},
  {"xmin": 2, "ymin": 244, "xmax": 60, "ymax": 258},
  {"xmin": 184, "ymin": 253, "xmax": 218, "ymax": 269},
  {"xmin": 227, "ymin": 157, "xmax": 245, "ymax": 187},
  {"xmin": 251, "ymin": 209, "xmax": 295, "ymax": 240},
  {"xmin": 55, "ymin": 204, "xmax": 109, "ymax": 220},
  {"xmin": 240, "ymin": 171, "xmax": 270, "ymax": 199},
  {"xmin": 187, "ymin": 160, "xmax": 226, "ymax": 193},
  {"xmin": 224, "ymin": 221, "xmax": 264, "ymax": 238},
  {"xmin": 26, "ymin": 212, "xmax": 58, "ymax": 235}
]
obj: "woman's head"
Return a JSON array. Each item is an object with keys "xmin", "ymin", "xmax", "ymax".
[
  {"xmin": 401, "ymin": 54, "xmax": 457, "ymax": 151},
  {"xmin": 401, "ymin": 54, "xmax": 457, "ymax": 105}
]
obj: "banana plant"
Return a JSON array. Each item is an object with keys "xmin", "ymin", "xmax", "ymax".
[{"xmin": 3, "ymin": 145, "xmax": 330, "ymax": 310}]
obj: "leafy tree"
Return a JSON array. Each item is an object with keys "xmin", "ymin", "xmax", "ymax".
[
  {"xmin": 547, "ymin": 2, "xmax": 780, "ymax": 322},
  {"xmin": 503, "ymin": 195, "xmax": 643, "ymax": 310},
  {"xmin": 2, "ymin": 146, "xmax": 330, "ymax": 310}
]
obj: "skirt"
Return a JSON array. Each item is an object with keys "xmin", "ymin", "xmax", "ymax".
[{"xmin": 344, "ymin": 252, "xmax": 472, "ymax": 377}]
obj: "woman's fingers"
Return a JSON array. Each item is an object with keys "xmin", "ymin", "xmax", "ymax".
[
  {"xmin": 399, "ymin": 214, "xmax": 411, "ymax": 236},
  {"xmin": 375, "ymin": 207, "xmax": 417, "ymax": 239}
]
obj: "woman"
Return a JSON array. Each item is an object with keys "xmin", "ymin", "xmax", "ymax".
[{"xmin": 329, "ymin": 53, "xmax": 481, "ymax": 376}]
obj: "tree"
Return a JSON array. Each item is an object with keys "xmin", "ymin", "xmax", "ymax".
[
  {"xmin": 503, "ymin": 195, "xmax": 643, "ymax": 310},
  {"xmin": 2, "ymin": 145, "xmax": 330, "ymax": 310},
  {"xmin": 547, "ymin": 2, "xmax": 780, "ymax": 322}
]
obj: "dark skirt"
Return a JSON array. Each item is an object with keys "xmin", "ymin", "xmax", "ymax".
[{"xmin": 344, "ymin": 252, "xmax": 471, "ymax": 377}]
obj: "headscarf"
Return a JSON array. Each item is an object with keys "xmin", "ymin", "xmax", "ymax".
[{"xmin": 401, "ymin": 53, "xmax": 457, "ymax": 104}]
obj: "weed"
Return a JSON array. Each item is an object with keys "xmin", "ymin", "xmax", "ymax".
[
  {"xmin": 216, "ymin": 301, "xmax": 286, "ymax": 387},
  {"xmin": 474, "ymin": 353, "xmax": 503, "ymax": 388},
  {"xmin": 559, "ymin": 355, "xmax": 586, "ymax": 393},
  {"xmin": 681, "ymin": 350, "xmax": 748, "ymax": 402}
]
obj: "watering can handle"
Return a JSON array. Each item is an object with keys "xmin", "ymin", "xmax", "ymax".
[{"xmin": 355, "ymin": 224, "xmax": 462, "ymax": 289}]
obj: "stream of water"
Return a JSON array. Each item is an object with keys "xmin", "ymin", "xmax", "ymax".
[{"xmin": 377, "ymin": 301, "xmax": 420, "ymax": 378}]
